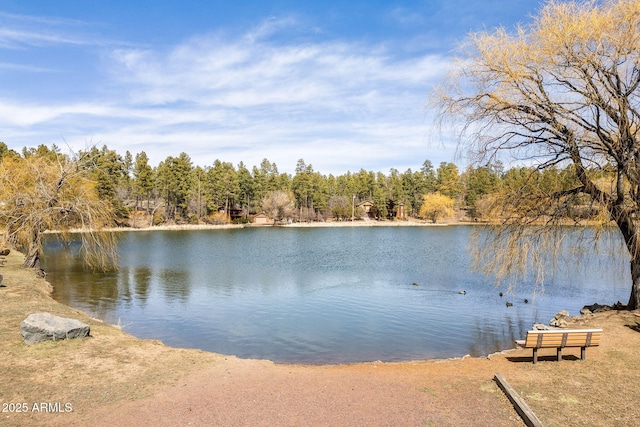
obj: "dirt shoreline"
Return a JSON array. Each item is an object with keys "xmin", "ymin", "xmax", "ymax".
[
  {"xmin": 43, "ymin": 219, "xmax": 457, "ymax": 236},
  {"xmin": 106, "ymin": 218, "xmax": 457, "ymax": 232},
  {"xmin": 2, "ymin": 247, "xmax": 640, "ymax": 426}
]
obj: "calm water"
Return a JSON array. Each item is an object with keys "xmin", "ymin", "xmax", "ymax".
[{"xmin": 44, "ymin": 226, "xmax": 629, "ymax": 364}]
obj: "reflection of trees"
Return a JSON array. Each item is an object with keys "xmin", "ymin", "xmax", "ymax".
[
  {"xmin": 44, "ymin": 237, "xmax": 156, "ymax": 319},
  {"xmin": 117, "ymin": 267, "xmax": 133, "ymax": 307},
  {"xmin": 133, "ymin": 266, "xmax": 152, "ymax": 305},
  {"xmin": 50, "ymin": 265, "xmax": 121, "ymax": 322},
  {"xmin": 158, "ymin": 269, "xmax": 191, "ymax": 302},
  {"xmin": 466, "ymin": 313, "xmax": 531, "ymax": 357}
]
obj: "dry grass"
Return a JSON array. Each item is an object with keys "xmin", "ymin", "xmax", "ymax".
[
  {"xmin": 503, "ymin": 312, "xmax": 640, "ymax": 426},
  {"xmin": 1, "ymin": 250, "xmax": 640, "ymax": 426}
]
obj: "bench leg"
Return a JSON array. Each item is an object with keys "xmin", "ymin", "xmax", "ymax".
[
  {"xmin": 581, "ymin": 347, "xmax": 586, "ymax": 360},
  {"xmin": 557, "ymin": 347, "xmax": 562, "ymax": 362},
  {"xmin": 532, "ymin": 348, "xmax": 538, "ymax": 364}
]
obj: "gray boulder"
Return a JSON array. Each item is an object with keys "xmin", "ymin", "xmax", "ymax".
[{"xmin": 21, "ymin": 312, "xmax": 90, "ymax": 344}]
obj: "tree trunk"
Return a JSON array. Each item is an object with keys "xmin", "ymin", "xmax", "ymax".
[
  {"xmin": 628, "ymin": 256, "xmax": 640, "ymax": 310},
  {"xmin": 22, "ymin": 243, "xmax": 41, "ymax": 270},
  {"xmin": 612, "ymin": 207, "xmax": 640, "ymax": 310}
]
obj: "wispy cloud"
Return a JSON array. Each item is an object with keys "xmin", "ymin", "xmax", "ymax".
[
  {"xmin": 0, "ymin": 15, "xmax": 452, "ymax": 174},
  {"xmin": 0, "ymin": 61, "xmax": 54, "ymax": 72},
  {"xmin": 104, "ymin": 20, "xmax": 449, "ymax": 170},
  {"xmin": 0, "ymin": 11, "xmax": 92, "ymax": 48},
  {"xmin": 0, "ymin": 10, "xmax": 132, "ymax": 50}
]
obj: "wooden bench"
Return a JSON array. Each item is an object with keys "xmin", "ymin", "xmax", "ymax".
[{"xmin": 515, "ymin": 328, "xmax": 602, "ymax": 363}]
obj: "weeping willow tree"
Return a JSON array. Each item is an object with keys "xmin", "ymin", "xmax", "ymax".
[
  {"xmin": 419, "ymin": 192, "xmax": 455, "ymax": 223},
  {"xmin": 0, "ymin": 150, "xmax": 118, "ymax": 272},
  {"xmin": 436, "ymin": 0, "xmax": 640, "ymax": 308}
]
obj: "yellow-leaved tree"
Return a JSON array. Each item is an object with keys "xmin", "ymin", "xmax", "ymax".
[
  {"xmin": 0, "ymin": 150, "xmax": 118, "ymax": 272},
  {"xmin": 419, "ymin": 193, "xmax": 454, "ymax": 223}
]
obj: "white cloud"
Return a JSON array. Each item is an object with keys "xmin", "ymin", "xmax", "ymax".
[{"xmin": 1, "ymin": 16, "xmax": 454, "ymax": 174}]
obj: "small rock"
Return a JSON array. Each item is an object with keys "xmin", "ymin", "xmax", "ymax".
[
  {"xmin": 549, "ymin": 310, "xmax": 570, "ymax": 328},
  {"xmin": 550, "ymin": 318, "xmax": 568, "ymax": 328},
  {"xmin": 0, "ymin": 248, "xmax": 10, "ymax": 256},
  {"xmin": 533, "ymin": 323, "xmax": 549, "ymax": 330},
  {"xmin": 21, "ymin": 312, "xmax": 90, "ymax": 344}
]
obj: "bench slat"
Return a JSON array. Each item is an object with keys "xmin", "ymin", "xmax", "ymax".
[{"xmin": 525, "ymin": 338, "xmax": 601, "ymax": 347}]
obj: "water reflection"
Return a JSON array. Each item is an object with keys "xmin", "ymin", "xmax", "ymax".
[
  {"xmin": 132, "ymin": 266, "xmax": 152, "ymax": 304},
  {"xmin": 43, "ymin": 226, "xmax": 630, "ymax": 364},
  {"xmin": 158, "ymin": 269, "xmax": 191, "ymax": 302}
]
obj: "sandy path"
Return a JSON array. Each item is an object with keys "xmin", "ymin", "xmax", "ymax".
[{"xmin": 77, "ymin": 355, "xmax": 523, "ymax": 426}]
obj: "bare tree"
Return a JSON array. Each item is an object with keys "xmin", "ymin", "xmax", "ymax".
[
  {"xmin": 0, "ymin": 151, "xmax": 118, "ymax": 271},
  {"xmin": 436, "ymin": 0, "xmax": 640, "ymax": 307},
  {"xmin": 261, "ymin": 190, "xmax": 295, "ymax": 224},
  {"xmin": 328, "ymin": 195, "xmax": 352, "ymax": 221}
]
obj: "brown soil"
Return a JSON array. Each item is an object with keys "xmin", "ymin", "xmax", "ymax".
[{"xmin": 1, "ymin": 251, "xmax": 640, "ymax": 427}]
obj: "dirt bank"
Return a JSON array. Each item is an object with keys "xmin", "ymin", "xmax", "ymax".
[{"xmin": 1, "ymin": 250, "xmax": 639, "ymax": 426}]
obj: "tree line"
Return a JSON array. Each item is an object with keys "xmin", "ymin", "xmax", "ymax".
[{"xmin": 0, "ymin": 141, "xmax": 600, "ymax": 226}]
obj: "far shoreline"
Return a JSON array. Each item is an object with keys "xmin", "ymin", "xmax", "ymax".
[
  {"xmin": 40, "ymin": 219, "xmax": 466, "ymax": 235},
  {"xmin": 102, "ymin": 218, "xmax": 464, "ymax": 233}
]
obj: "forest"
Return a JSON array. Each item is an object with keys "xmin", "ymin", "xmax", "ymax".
[{"xmin": 0, "ymin": 141, "xmax": 600, "ymax": 226}]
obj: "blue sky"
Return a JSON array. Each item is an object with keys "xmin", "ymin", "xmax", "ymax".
[{"xmin": 0, "ymin": 0, "xmax": 542, "ymax": 174}]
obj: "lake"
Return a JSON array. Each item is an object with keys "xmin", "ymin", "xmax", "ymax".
[{"xmin": 44, "ymin": 225, "xmax": 630, "ymax": 364}]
